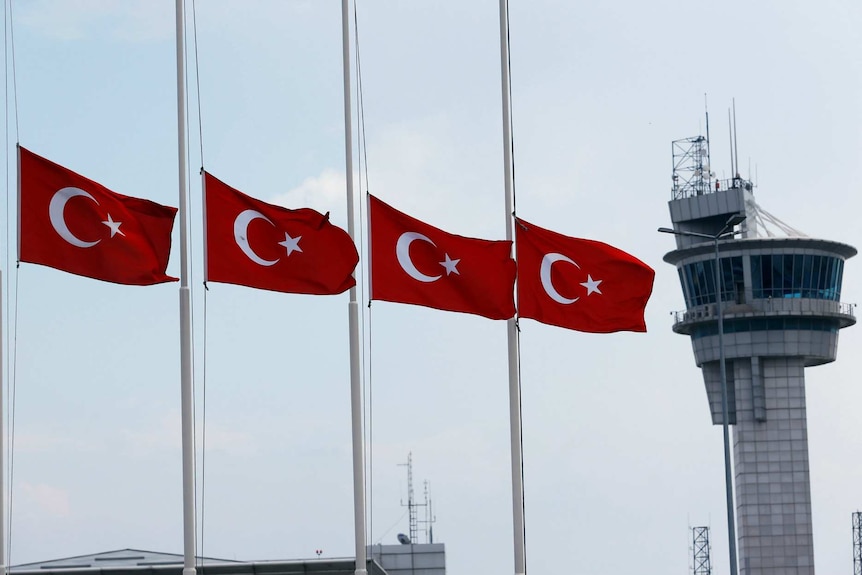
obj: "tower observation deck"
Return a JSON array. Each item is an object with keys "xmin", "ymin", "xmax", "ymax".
[{"xmin": 662, "ymin": 134, "xmax": 855, "ymax": 575}]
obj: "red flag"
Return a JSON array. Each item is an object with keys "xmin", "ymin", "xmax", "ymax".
[
  {"xmin": 369, "ymin": 195, "xmax": 516, "ymax": 320},
  {"xmin": 515, "ymin": 217, "xmax": 654, "ymax": 333},
  {"xmin": 18, "ymin": 146, "xmax": 177, "ymax": 285},
  {"xmin": 204, "ymin": 171, "xmax": 357, "ymax": 295}
]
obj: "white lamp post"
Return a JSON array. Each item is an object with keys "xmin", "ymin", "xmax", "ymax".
[{"xmin": 659, "ymin": 213, "xmax": 745, "ymax": 575}]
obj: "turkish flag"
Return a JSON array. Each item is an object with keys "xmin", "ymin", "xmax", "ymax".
[
  {"xmin": 515, "ymin": 218, "xmax": 654, "ymax": 333},
  {"xmin": 19, "ymin": 146, "xmax": 178, "ymax": 285},
  {"xmin": 369, "ymin": 195, "xmax": 516, "ymax": 320},
  {"xmin": 204, "ymin": 171, "xmax": 357, "ymax": 295}
]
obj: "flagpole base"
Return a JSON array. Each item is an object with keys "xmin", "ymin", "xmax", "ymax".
[{"xmin": 183, "ymin": 568, "xmax": 197, "ymax": 575}]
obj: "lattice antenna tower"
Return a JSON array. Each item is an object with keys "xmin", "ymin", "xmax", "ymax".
[
  {"xmin": 399, "ymin": 452, "xmax": 427, "ymax": 544},
  {"xmin": 853, "ymin": 512, "xmax": 862, "ymax": 575},
  {"xmin": 692, "ymin": 526, "xmax": 712, "ymax": 575},
  {"xmin": 418, "ymin": 480, "xmax": 437, "ymax": 543},
  {"xmin": 672, "ymin": 134, "xmax": 712, "ymax": 200}
]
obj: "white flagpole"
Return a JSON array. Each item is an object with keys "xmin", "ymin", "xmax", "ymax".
[
  {"xmin": 497, "ymin": 1, "xmax": 526, "ymax": 574},
  {"xmin": 339, "ymin": 1, "xmax": 367, "ymax": 575},
  {"xmin": 0, "ymin": 269, "xmax": 5, "ymax": 575},
  {"xmin": 174, "ymin": 1, "xmax": 197, "ymax": 574}
]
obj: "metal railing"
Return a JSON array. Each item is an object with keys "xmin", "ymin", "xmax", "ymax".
[
  {"xmin": 670, "ymin": 176, "xmax": 754, "ymax": 200},
  {"xmin": 672, "ymin": 299, "xmax": 856, "ymax": 326}
]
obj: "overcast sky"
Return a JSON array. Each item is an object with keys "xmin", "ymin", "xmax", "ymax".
[{"xmin": 4, "ymin": 1, "xmax": 862, "ymax": 574}]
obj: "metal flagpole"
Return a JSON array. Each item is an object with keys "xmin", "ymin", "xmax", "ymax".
[
  {"xmin": 0, "ymin": 270, "xmax": 5, "ymax": 575},
  {"xmin": 174, "ymin": 1, "xmax": 197, "ymax": 574},
  {"xmin": 497, "ymin": 1, "xmax": 526, "ymax": 574},
  {"xmin": 340, "ymin": 1, "xmax": 368, "ymax": 574}
]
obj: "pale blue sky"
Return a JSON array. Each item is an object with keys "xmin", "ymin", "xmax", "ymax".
[{"xmin": 4, "ymin": 1, "xmax": 862, "ymax": 574}]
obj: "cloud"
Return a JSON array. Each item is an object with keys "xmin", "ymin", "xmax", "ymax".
[
  {"xmin": 361, "ymin": 114, "xmax": 508, "ymax": 240},
  {"xmin": 267, "ymin": 113, "xmax": 506, "ymax": 238},
  {"xmin": 21, "ymin": 482, "xmax": 71, "ymax": 517},
  {"xmin": 269, "ymin": 169, "xmax": 348, "ymax": 226}
]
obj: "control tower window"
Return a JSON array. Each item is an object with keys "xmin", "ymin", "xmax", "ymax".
[
  {"xmin": 680, "ymin": 256, "xmax": 743, "ymax": 307},
  {"xmin": 751, "ymin": 254, "xmax": 844, "ymax": 301}
]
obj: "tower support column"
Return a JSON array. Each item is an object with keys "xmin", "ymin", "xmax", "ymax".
[{"xmin": 731, "ymin": 356, "xmax": 814, "ymax": 575}]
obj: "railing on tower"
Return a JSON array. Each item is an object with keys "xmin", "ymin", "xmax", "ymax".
[{"xmin": 672, "ymin": 299, "xmax": 856, "ymax": 327}]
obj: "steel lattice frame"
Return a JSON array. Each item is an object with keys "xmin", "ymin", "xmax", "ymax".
[
  {"xmin": 671, "ymin": 135, "xmax": 712, "ymax": 200},
  {"xmin": 692, "ymin": 526, "xmax": 712, "ymax": 575},
  {"xmin": 853, "ymin": 512, "xmax": 862, "ymax": 575}
]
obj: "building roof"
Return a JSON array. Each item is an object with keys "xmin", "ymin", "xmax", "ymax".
[
  {"xmin": 12, "ymin": 549, "xmax": 237, "ymax": 570},
  {"xmin": 662, "ymin": 235, "xmax": 857, "ymax": 265},
  {"xmin": 11, "ymin": 549, "xmax": 386, "ymax": 575}
]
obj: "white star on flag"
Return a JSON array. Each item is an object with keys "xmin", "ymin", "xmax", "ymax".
[
  {"xmin": 278, "ymin": 232, "xmax": 303, "ymax": 256},
  {"xmin": 102, "ymin": 213, "xmax": 125, "ymax": 238},
  {"xmin": 439, "ymin": 253, "xmax": 460, "ymax": 276},
  {"xmin": 580, "ymin": 274, "xmax": 602, "ymax": 295}
]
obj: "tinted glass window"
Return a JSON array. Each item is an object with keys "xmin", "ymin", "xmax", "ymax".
[
  {"xmin": 680, "ymin": 256, "xmax": 743, "ymax": 306},
  {"xmin": 748, "ymin": 254, "xmax": 844, "ymax": 302}
]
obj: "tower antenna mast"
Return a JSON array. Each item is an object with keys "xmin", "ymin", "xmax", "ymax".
[
  {"xmin": 419, "ymin": 480, "xmax": 437, "ymax": 544},
  {"xmin": 399, "ymin": 453, "xmax": 423, "ymax": 544},
  {"xmin": 705, "ymin": 94, "xmax": 712, "ymax": 188},
  {"xmin": 733, "ymin": 98, "xmax": 740, "ymax": 177},
  {"xmin": 728, "ymin": 108, "xmax": 735, "ymax": 177}
]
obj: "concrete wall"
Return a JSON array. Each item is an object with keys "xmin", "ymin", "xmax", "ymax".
[
  {"xmin": 367, "ymin": 544, "xmax": 445, "ymax": 575},
  {"xmin": 733, "ymin": 357, "xmax": 814, "ymax": 575}
]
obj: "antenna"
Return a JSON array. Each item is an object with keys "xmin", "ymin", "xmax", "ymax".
[
  {"xmin": 419, "ymin": 480, "xmax": 437, "ymax": 544},
  {"xmin": 399, "ymin": 452, "xmax": 418, "ymax": 544},
  {"xmin": 671, "ymin": 135, "xmax": 711, "ymax": 199},
  {"xmin": 732, "ymin": 98, "xmax": 740, "ymax": 177},
  {"xmin": 399, "ymin": 453, "xmax": 436, "ymax": 544},
  {"xmin": 704, "ymin": 94, "xmax": 712, "ymax": 187},
  {"xmin": 728, "ymin": 108, "xmax": 735, "ymax": 178}
]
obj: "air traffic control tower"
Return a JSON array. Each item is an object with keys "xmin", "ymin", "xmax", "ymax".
[{"xmin": 661, "ymin": 135, "xmax": 855, "ymax": 575}]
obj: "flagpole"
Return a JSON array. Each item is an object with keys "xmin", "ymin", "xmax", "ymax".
[
  {"xmin": 0, "ymin": 270, "xmax": 5, "ymax": 575},
  {"xmin": 174, "ymin": 1, "xmax": 197, "ymax": 574},
  {"xmin": 340, "ymin": 1, "xmax": 368, "ymax": 574},
  {"xmin": 497, "ymin": 1, "xmax": 526, "ymax": 574}
]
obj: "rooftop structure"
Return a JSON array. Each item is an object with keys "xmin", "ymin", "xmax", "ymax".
[
  {"xmin": 10, "ymin": 545, "xmax": 445, "ymax": 575},
  {"xmin": 10, "ymin": 549, "xmax": 386, "ymax": 575}
]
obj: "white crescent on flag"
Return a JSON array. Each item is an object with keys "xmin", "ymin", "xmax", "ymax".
[
  {"xmin": 396, "ymin": 231, "xmax": 443, "ymax": 283},
  {"xmin": 540, "ymin": 252, "xmax": 580, "ymax": 305},
  {"xmin": 49, "ymin": 187, "xmax": 101, "ymax": 248},
  {"xmin": 234, "ymin": 209, "xmax": 279, "ymax": 266}
]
